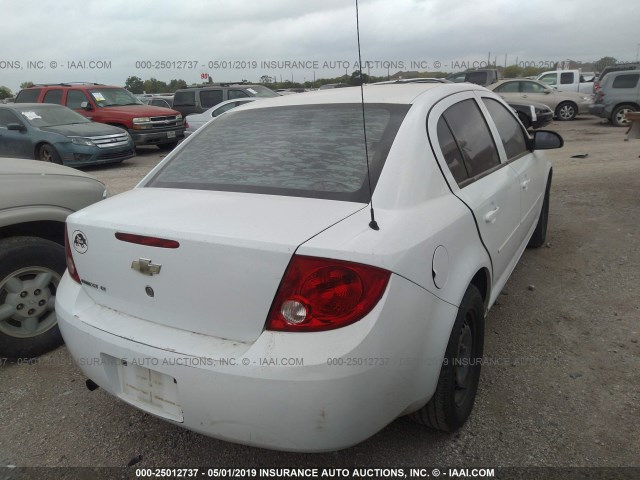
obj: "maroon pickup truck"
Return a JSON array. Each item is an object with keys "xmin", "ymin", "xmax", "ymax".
[{"xmin": 15, "ymin": 83, "xmax": 185, "ymax": 150}]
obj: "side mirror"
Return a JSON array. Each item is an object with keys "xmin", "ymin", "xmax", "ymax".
[
  {"xmin": 530, "ymin": 130, "xmax": 564, "ymax": 150},
  {"xmin": 7, "ymin": 123, "xmax": 26, "ymax": 132},
  {"xmin": 80, "ymin": 101, "xmax": 92, "ymax": 111}
]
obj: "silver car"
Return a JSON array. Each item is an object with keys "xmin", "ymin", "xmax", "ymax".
[
  {"xmin": 488, "ymin": 79, "xmax": 594, "ymax": 121},
  {"xmin": 0, "ymin": 158, "xmax": 106, "ymax": 358},
  {"xmin": 184, "ymin": 98, "xmax": 258, "ymax": 137}
]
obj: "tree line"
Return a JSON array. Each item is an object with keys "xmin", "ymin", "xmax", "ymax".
[{"xmin": 0, "ymin": 56, "xmax": 626, "ymax": 99}]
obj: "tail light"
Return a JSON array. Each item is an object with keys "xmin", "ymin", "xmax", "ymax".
[
  {"xmin": 266, "ymin": 255, "xmax": 391, "ymax": 332},
  {"xmin": 64, "ymin": 225, "xmax": 81, "ymax": 284}
]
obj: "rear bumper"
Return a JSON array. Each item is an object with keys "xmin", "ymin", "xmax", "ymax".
[{"xmin": 56, "ymin": 272, "xmax": 457, "ymax": 452}]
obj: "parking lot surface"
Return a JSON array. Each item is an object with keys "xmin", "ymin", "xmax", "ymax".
[{"xmin": 1, "ymin": 117, "xmax": 639, "ymax": 470}]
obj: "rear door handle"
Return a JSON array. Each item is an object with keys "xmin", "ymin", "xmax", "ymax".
[
  {"xmin": 484, "ymin": 206, "xmax": 500, "ymax": 223},
  {"xmin": 521, "ymin": 178, "xmax": 531, "ymax": 190}
]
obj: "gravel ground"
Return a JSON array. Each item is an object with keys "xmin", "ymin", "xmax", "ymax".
[{"xmin": 1, "ymin": 117, "xmax": 639, "ymax": 475}]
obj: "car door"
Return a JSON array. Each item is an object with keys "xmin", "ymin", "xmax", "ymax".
[
  {"xmin": 519, "ymin": 81, "xmax": 559, "ymax": 110},
  {"xmin": 0, "ymin": 109, "xmax": 33, "ymax": 159},
  {"xmin": 478, "ymin": 95, "xmax": 549, "ymax": 247},
  {"xmin": 428, "ymin": 93, "xmax": 522, "ymax": 292}
]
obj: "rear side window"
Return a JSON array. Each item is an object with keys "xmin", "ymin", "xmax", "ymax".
[
  {"xmin": 436, "ymin": 117, "xmax": 469, "ymax": 185},
  {"xmin": 15, "ymin": 89, "xmax": 41, "ymax": 103},
  {"xmin": 146, "ymin": 104, "xmax": 409, "ymax": 202},
  {"xmin": 494, "ymin": 82, "xmax": 519, "ymax": 93},
  {"xmin": 199, "ymin": 90, "xmax": 223, "ymax": 108},
  {"xmin": 612, "ymin": 74, "xmax": 639, "ymax": 89},
  {"xmin": 228, "ymin": 90, "xmax": 249, "ymax": 99},
  {"xmin": 441, "ymin": 99, "xmax": 500, "ymax": 179},
  {"xmin": 43, "ymin": 89, "xmax": 63, "ymax": 105},
  {"xmin": 560, "ymin": 72, "xmax": 574, "ymax": 84},
  {"xmin": 173, "ymin": 91, "xmax": 196, "ymax": 106},
  {"xmin": 66, "ymin": 90, "xmax": 89, "ymax": 109},
  {"xmin": 0, "ymin": 109, "xmax": 21, "ymax": 127},
  {"xmin": 482, "ymin": 98, "xmax": 528, "ymax": 160}
]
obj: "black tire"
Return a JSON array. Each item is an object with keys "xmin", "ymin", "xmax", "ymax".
[
  {"xmin": 0, "ymin": 237, "xmax": 66, "ymax": 359},
  {"xmin": 517, "ymin": 112, "xmax": 531, "ymax": 129},
  {"xmin": 157, "ymin": 141, "xmax": 179, "ymax": 151},
  {"xmin": 37, "ymin": 143, "xmax": 62, "ymax": 164},
  {"xmin": 611, "ymin": 104, "xmax": 636, "ymax": 127},
  {"xmin": 555, "ymin": 102, "xmax": 577, "ymax": 121},
  {"xmin": 410, "ymin": 284, "xmax": 485, "ymax": 432},
  {"xmin": 528, "ymin": 172, "xmax": 552, "ymax": 248}
]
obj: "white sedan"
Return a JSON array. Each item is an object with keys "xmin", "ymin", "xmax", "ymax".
[
  {"xmin": 57, "ymin": 84, "xmax": 562, "ymax": 452},
  {"xmin": 183, "ymin": 98, "xmax": 258, "ymax": 136}
]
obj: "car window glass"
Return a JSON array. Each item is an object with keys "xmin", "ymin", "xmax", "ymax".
[
  {"xmin": 612, "ymin": 74, "xmax": 639, "ymax": 89},
  {"xmin": 212, "ymin": 102, "xmax": 240, "ymax": 117},
  {"xmin": 151, "ymin": 99, "xmax": 171, "ymax": 108},
  {"xmin": 522, "ymin": 82, "xmax": 547, "ymax": 93},
  {"xmin": 43, "ymin": 89, "xmax": 63, "ymax": 105},
  {"xmin": 228, "ymin": 90, "xmax": 250, "ymax": 99},
  {"xmin": 147, "ymin": 103, "xmax": 409, "ymax": 203},
  {"xmin": 560, "ymin": 73, "xmax": 574, "ymax": 84},
  {"xmin": 16, "ymin": 89, "xmax": 41, "ymax": 102},
  {"xmin": 538, "ymin": 74, "xmax": 556, "ymax": 86},
  {"xmin": 0, "ymin": 110, "xmax": 21, "ymax": 127},
  {"xmin": 482, "ymin": 98, "xmax": 528, "ymax": 160},
  {"xmin": 173, "ymin": 91, "xmax": 196, "ymax": 106},
  {"xmin": 436, "ymin": 116, "xmax": 469, "ymax": 185},
  {"xmin": 442, "ymin": 99, "xmax": 500, "ymax": 178},
  {"xmin": 66, "ymin": 90, "xmax": 89, "ymax": 109},
  {"xmin": 199, "ymin": 90, "xmax": 223, "ymax": 108},
  {"xmin": 495, "ymin": 82, "xmax": 519, "ymax": 93}
]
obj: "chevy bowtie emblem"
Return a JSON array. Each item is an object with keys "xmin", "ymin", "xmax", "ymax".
[{"xmin": 131, "ymin": 258, "xmax": 162, "ymax": 276}]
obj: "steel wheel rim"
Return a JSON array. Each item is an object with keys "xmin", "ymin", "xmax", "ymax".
[
  {"xmin": 0, "ymin": 267, "xmax": 60, "ymax": 338},
  {"xmin": 40, "ymin": 147, "xmax": 53, "ymax": 162},
  {"xmin": 616, "ymin": 109, "xmax": 631, "ymax": 125}
]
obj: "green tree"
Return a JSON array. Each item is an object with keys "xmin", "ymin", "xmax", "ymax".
[
  {"xmin": 125, "ymin": 76, "xmax": 144, "ymax": 94},
  {"xmin": 20, "ymin": 81, "xmax": 34, "ymax": 89},
  {"xmin": 503, "ymin": 65, "xmax": 523, "ymax": 78},
  {"xmin": 0, "ymin": 86, "xmax": 12, "ymax": 100},
  {"xmin": 349, "ymin": 70, "xmax": 369, "ymax": 86},
  {"xmin": 595, "ymin": 56, "xmax": 617, "ymax": 69},
  {"xmin": 142, "ymin": 78, "xmax": 169, "ymax": 93},
  {"xmin": 167, "ymin": 79, "xmax": 188, "ymax": 92}
]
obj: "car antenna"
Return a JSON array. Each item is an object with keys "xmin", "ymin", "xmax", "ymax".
[{"xmin": 355, "ymin": 0, "xmax": 379, "ymax": 231}]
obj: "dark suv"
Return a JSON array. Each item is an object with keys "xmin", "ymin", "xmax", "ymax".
[
  {"xmin": 15, "ymin": 83, "xmax": 185, "ymax": 150},
  {"xmin": 172, "ymin": 83, "xmax": 278, "ymax": 117}
]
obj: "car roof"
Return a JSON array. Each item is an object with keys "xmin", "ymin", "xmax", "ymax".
[{"xmin": 235, "ymin": 83, "xmax": 485, "ymax": 110}]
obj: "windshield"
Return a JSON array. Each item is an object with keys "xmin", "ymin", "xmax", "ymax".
[
  {"xmin": 88, "ymin": 88, "xmax": 143, "ymax": 107},
  {"xmin": 17, "ymin": 105, "xmax": 91, "ymax": 127},
  {"xmin": 146, "ymin": 103, "xmax": 409, "ymax": 202}
]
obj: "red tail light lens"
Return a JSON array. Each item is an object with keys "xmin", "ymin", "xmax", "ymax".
[
  {"xmin": 266, "ymin": 255, "xmax": 391, "ymax": 332},
  {"xmin": 64, "ymin": 225, "xmax": 81, "ymax": 284},
  {"xmin": 115, "ymin": 232, "xmax": 180, "ymax": 249}
]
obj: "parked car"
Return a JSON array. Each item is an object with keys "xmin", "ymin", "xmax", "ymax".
[
  {"xmin": 0, "ymin": 157, "xmax": 106, "ymax": 358},
  {"xmin": 15, "ymin": 83, "xmax": 184, "ymax": 150},
  {"xmin": 184, "ymin": 98, "xmax": 259, "ymax": 137},
  {"xmin": 140, "ymin": 96, "xmax": 174, "ymax": 108},
  {"xmin": 593, "ymin": 63, "xmax": 640, "ymax": 94},
  {"xmin": 172, "ymin": 83, "xmax": 278, "ymax": 117},
  {"xmin": 507, "ymin": 100, "xmax": 554, "ymax": 129},
  {"xmin": 536, "ymin": 70, "xmax": 594, "ymax": 93},
  {"xmin": 488, "ymin": 79, "xmax": 594, "ymax": 120},
  {"xmin": 589, "ymin": 70, "xmax": 640, "ymax": 127},
  {"xmin": 0, "ymin": 103, "xmax": 136, "ymax": 166},
  {"xmin": 464, "ymin": 69, "xmax": 501, "ymax": 86},
  {"xmin": 57, "ymin": 83, "xmax": 562, "ymax": 452},
  {"xmin": 445, "ymin": 72, "xmax": 467, "ymax": 83}
]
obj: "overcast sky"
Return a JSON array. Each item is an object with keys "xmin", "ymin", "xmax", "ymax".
[{"xmin": 1, "ymin": 0, "xmax": 639, "ymax": 92}]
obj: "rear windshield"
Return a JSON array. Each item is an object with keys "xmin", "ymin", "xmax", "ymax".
[{"xmin": 145, "ymin": 103, "xmax": 409, "ymax": 202}]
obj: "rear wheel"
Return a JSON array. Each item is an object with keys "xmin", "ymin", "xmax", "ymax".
[
  {"xmin": 528, "ymin": 173, "xmax": 552, "ymax": 248},
  {"xmin": 611, "ymin": 104, "xmax": 636, "ymax": 127},
  {"xmin": 37, "ymin": 144, "xmax": 62, "ymax": 164},
  {"xmin": 410, "ymin": 284, "xmax": 485, "ymax": 432},
  {"xmin": 0, "ymin": 237, "xmax": 65, "ymax": 359},
  {"xmin": 555, "ymin": 102, "xmax": 577, "ymax": 121}
]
